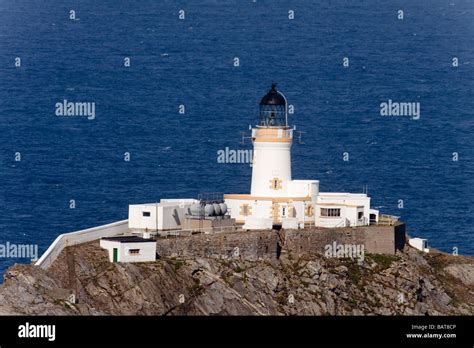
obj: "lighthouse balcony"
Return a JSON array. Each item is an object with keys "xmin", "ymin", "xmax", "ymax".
[{"xmin": 252, "ymin": 128, "xmax": 293, "ymax": 143}]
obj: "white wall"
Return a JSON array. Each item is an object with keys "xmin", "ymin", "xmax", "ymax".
[
  {"xmin": 129, "ymin": 200, "xmax": 196, "ymax": 231},
  {"xmin": 243, "ymin": 217, "xmax": 273, "ymax": 230},
  {"xmin": 225, "ymin": 198, "xmax": 274, "ymax": 224},
  {"xmin": 35, "ymin": 220, "xmax": 129, "ymax": 270},
  {"xmin": 160, "ymin": 198, "xmax": 197, "ymax": 204},
  {"xmin": 315, "ymin": 193, "xmax": 373, "ymax": 227},
  {"xmin": 129, "ymin": 204, "xmax": 159, "ymax": 230},
  {"xmin": 408, "ymin": 238, "xmax": 429, "ymax": 253},
  {"xmin": 287, "ymin": 180, "xmax": 319, "ymax": 198},
  {"xmin": 226, "ymin": 197, "xmax": 315, "ymax": 228},
  {"xmin": 100, "ymin": 240, "xmax": 157, "ymax": 262},
  {"xmin": 159, "ymin": 204, "xmax": 190, "ymax": 230},
  {"xmin": 224, "ymin": 198, "xmax": 244, "ymax": 222}
]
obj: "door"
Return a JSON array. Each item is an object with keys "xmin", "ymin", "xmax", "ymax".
[
  {"xmin": 113, "ymin": 248, "xmax": 118, "ymax": 263},
  {"xmin": 271, "ymin": 202, "xmax": 280, "ymax": 224}
]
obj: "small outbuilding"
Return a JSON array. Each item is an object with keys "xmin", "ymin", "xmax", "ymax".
[
  {"xmin": 408, "ymin": 237, "xmax": 429, "ymax": 253},
  {"xmin": 100, "ymin": 236, "xmax": 157, "ymax": 263}
]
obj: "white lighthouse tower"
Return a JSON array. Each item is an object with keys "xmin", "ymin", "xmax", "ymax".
[{"xmin": 251, "ymin": 84, "xmax": 293, "ymax": 197}]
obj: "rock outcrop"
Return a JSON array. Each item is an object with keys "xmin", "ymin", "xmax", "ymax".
[{"xmin": 0, "ymin": 231, "xmax": 473, "ymax": 315}]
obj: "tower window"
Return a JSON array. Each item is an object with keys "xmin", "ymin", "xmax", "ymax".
[
  {"xmin": 270, "ymin": 177, "xmax": 282, "ymax": 190},
  {"xmin": 320, "ymin": 208, "xmax": 341, "ymax": 217},
  {"xmin": 282, "ymin": 207, "xmax": 286, "ymax": 216},
  {"xmin": 142, "ymin": 211, "xmax": 151, "ymax": 217}
]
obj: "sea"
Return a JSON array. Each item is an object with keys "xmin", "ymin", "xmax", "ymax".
[{"xmin": 0, "ymin": 0, "xmax": 473, "ymax": 279}]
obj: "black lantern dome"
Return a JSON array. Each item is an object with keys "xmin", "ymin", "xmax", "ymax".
[{"xmin": 259, "ymin": 83, "xmax": 288, "ymax": 127}]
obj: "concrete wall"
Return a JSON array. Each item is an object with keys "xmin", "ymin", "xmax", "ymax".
[
  {"xmin": 35, "ymin": 220, "xmax": 129, "ymax": 269},
  {"xmin": 156, "ymin": 223, "xmax": 406, "ymax": 260},
  {"xmin": 129, "ymin": 204, "xmax": 159, "ymax": 230},
  {"xmin": 287, "ymin": 180, "xmax": 319, "ymax": 197},
  {"xmin": 159, "ymin": 204, "xmax": 190, "ymax": 230}
]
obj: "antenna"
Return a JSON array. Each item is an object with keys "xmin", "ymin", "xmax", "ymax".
[
  {"xmin": 297, "ymin": 130, "xmax": 305, "ymax": 144},
  {"xmin": 240, "ymin": 130, "xmax": 252, "ymax": 145}
]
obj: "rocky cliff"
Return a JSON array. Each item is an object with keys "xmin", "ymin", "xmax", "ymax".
[{"xmin": 0, "ymin": 230, "xmax": 473, "ymax": 315}]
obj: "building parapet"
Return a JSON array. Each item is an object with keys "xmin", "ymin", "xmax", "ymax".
[{"xmin": 35, "ymin": 220, "xmax": 129, "ymax": 270}]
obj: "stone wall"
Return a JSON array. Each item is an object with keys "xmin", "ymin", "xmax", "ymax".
[
  {"xmin": 155, "ymin": 223, "xmax": 406, "ymax": 260},
  {"xmin": 156, "ymin": 229, "xmax": 279, "ymax": 261},
  {"xmin": 284, "ymin": 224, "xmax": 406, "ymax": 256}
]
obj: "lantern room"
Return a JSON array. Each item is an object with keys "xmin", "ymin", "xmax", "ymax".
[{"xmin": 259, "ymin": 83, "xmax": 288, "ymax": 128}]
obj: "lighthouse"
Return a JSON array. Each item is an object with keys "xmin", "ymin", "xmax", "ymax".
[
  {"xmin": 224, "ymin": 84, "xmax": 380, "ymax": 230},
  {"xmin": 225, "ymin": 84, "xmax": 319, "ymax": 230},
  {"xmin": 251, "ymin": 84, "xmax": 293, "ymax": 197}
]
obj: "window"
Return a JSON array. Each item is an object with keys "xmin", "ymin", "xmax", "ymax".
[
  {"xmin": 142, "ymin": 211, "xmax": 151, "ymax": 217},
  {"xmin": 358, "ymin": 212, "xmax": 364, "ymax": 219},
  {"xmin": 269, "ymin": 177, "xmax": 282, "ymax": 191},
  {"xmin": 320, "ymin": 208, "xmax": 341, "ymax": 217},
  {"xmin": 129, "ymin": 249, "xmax": 140, "ymax": 255},
  {"xmin": 241, "ymin": 204, "xmax": 251, "ymax": 216},
  {"xmin": 282, "ymin": 207, "xmax": 286, "ymax": 217}
]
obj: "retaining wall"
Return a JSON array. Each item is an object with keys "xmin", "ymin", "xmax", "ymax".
[
  {"xmin": 35, "ymin": 220, "xmax": 129, "ymax": 269},
  {"xmin": 156, "ymin": 224, "xmax": 406, "ymax": 260}
]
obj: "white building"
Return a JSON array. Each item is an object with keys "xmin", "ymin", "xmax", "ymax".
[
  {"xmin": 128, "ymin": 199, "xmax": 198, "ymax": 233},
  {"xmin": 408, "ymin": 238, "xmax": 429, "ymax": 253},
  {"xmin": 225, "ymin": 84, "xmax": 379, "ymax": 230},
  {"xmin": 100, "ymin": 236, "xmax": 157, "ymax": 263}
]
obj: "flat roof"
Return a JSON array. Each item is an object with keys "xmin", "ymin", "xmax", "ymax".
[
  {"xmin": 101, "ymin": 236, "xmax": 156, "ymax": 243},
  {"xmin": 319, "ymin": 192, "xmax": 368, "ymax": 198},
  {"xmin": 129, "ymin": 201, "xmax": 194, "ymax": 207}
]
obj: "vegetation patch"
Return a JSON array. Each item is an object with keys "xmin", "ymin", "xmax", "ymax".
[
  {"xmin": 187, "ymin": 283, "xmax": 205, "ymax": 297},
  {"xmin": 366, "ymin": 254, "xmax": 400, "ymax": 272},
  {"xmin": 165, "ymin": 258, "xmax": 186, "ymax": 272}
]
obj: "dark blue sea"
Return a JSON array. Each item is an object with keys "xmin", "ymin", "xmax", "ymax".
[{"xmin": 0, "ymin": 0, "xmax": 473, "ymax": 278}]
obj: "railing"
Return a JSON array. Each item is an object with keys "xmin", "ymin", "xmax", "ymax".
[
  {"xmin": 376, "ymin": 214, "xmax": 400, "ymax": 226},
  {"xmin": 35, "ymin": 220, "xmax": 129, "ymax": 270},
  {"xmin": 164, "ymin": 225, "xmax": 243, "ymax": 237}
]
